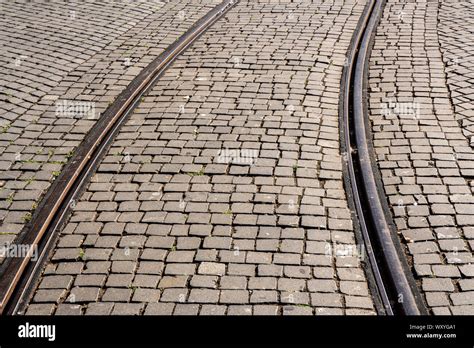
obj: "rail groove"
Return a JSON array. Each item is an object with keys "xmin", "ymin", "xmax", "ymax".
[{"xmin": 340, "ymin": 0, "xmax": 427, "ymax": 315}]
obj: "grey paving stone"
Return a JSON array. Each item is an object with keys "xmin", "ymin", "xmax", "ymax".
[
  {"xmin": 199, "ymin": 305, "xmax": 227, "ymax": 315},
  {"xmin": 101, "ymin": 288, "xmax": 132, "ymax": 302},
  {"xmin": 112, "ymin": 303, "xmax": 144, "ymax": 315},
  {"xmin": 144, "ymin": 303, "xmax": 175, "ymax": 315},
  {"xmin": 25, "ymin": 304, "xmax": 55, "ymax": 315},
  {"xmin": 198, "ymin": 262, "xmax": 226, "ymax": 276},
  {"xmin": 84, "ymin": 303, "xmax": 114, "ymax": 315},
  {"xmin": 188, "ymin": 289, "xmax": 220, "ymax": 303},
  {"xmin": 220, "ymin": 290, "xmax": 250, "ymax": 304},
  {"xmin": 23, "ymin": 0, "xmax": 376, "ymax": 316},
  {"xmin": 54, "ymin": 304, "xmax": 82, "ymax": 315},
  {"xmin": 282, "ymin": 305, "xmax": 313, "ymax": 316}
]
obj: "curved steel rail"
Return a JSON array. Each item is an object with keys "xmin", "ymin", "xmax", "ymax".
[
  {"xmin": 340, "ymin": 0, "xmax": 427, "ymax": 315},
  {"xmin": 0, "ymin": 0, "xmax": 239, "ymax": 315}
]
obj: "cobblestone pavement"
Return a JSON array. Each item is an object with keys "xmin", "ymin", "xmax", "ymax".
[
  {"xmin": 438, "ymin": 1, "xmax": 474, "ymax": 148},
  {"xmin": 24, "ymin": 0, "xmax": 379, "ymax": 316},
  {"xmin": 0, "ymin": 0, "xmax": 216, "ymax": 249},
  {"xmin": 369, "ymin": 0, "xmax": 474, "ymax": 315}
]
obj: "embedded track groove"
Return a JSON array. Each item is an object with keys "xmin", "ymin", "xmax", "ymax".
[{"xmin": 340, "ymin": 0, "xmax": 427, "ymax": 315}]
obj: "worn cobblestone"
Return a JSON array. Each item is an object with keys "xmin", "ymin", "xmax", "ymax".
[
  {"xmin": 23, "ymin": 0, "xmax": 377, "ymax": 315},
  {"xmin": 0, "ymin": 0, "xmax": 217, "ymax": 254}
]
